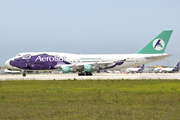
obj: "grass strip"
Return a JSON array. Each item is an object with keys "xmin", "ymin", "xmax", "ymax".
[{"xmin": 0, "ymin": 79, "xmax": 180, "ymax": 119}]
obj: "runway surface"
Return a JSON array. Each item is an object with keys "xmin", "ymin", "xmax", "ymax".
[{"xmin": 1, "ymin": 73, "xmax": 180, "ymax": 80}]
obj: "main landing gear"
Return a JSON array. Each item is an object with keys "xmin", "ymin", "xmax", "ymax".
[{"xmin": 78, "ymin": 72, "xmax": 93, "ymax": 76}]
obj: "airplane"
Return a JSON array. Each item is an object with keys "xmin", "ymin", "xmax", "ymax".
[
  {"xmin": 126, "ymin": 64, "xmax": 144, "ymax": 73},
  {"xmin": 154, "ymin": 61, "xmax": 180, "ymax": 73},
  {"xmin": 4, "ymin": 69, "xmax": 21, "ymax": 74},
  {"xmin": 5, "ymin": 30, "xmax": 173, "ymax": 77}
]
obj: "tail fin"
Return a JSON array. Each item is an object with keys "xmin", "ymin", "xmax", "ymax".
[
  {"xmin": 141, "ymin": 64, "xmax": 144, "ymax": 69},
  {"xmin": 138, "ymin": 64, "xmax": 144, "ymax": 71},
  {"xmin": 175, "ymin": 62, "xmax": 180, "ymax": 70},
  {"xmin": 136, "ymin": 30, "xmax": 173, "ymax": 54}
]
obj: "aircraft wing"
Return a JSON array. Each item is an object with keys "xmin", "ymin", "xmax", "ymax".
[{"xmin": 55, "ymin": 59, "xmax": 126, "ymax": 72}]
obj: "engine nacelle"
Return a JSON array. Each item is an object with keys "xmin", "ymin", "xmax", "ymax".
[
  {"xmin": 84, "ymin": 65, "xmax": 92, "ymax": 72},
  {"xmin": 62, "ymin": 66, "xmax": 70, "ymax": 73}
]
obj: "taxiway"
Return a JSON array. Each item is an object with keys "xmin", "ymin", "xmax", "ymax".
[{"xmin": 0, "ymin": 73, "xmax": 180, "ymax": 80}]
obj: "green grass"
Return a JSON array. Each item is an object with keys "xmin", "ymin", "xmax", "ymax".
[{"xmin": 0, "ymin": 80, "xmax": 180, "ymax": 120}]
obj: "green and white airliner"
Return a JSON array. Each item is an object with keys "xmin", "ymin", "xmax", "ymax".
[{"xmin": 6, "ymin": 30, "xmax": 173, "ymax": 76}]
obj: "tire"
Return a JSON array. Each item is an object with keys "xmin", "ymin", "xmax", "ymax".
[{"xmin": 23, "ymin": 72, "xmax": 26, "ymax": 77}]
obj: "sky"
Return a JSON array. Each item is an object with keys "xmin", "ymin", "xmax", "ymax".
[{"xmin": 0, "ymin": 0, "xmax": 180, "ymax": 66}]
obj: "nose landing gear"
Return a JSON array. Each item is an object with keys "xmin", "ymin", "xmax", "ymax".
[{"xmin": 22, "ymin": 71, "xmax": 26, "ymax": 77}]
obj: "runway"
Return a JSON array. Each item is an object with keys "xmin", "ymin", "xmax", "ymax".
[{"xmin": 1, "ymin": 73, "xmax": 180, "ymax": 80}]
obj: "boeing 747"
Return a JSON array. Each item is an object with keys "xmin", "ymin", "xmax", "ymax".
[{"xmin": 5, "ymin": 30, "xmax": 173, "ymax": 77}]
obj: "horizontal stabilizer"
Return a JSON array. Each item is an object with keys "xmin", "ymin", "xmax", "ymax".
[{"xmin": 144, "ymin": 54, "xmax": 173, "ymax": 59}]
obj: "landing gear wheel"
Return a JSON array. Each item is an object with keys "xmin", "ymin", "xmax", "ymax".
[
  {"xmin": 78, "ymin": 73, "xmax": 81, "ymax": 76},
  {"xmin": 22, "ymin": 72, "xmax": 26, "ymax": 77},
  {"xmin": 78, "ymin": 72, "xmax": 85, "ymax": 76},
  {"xmin": 86, "ymin": 72, "xmax": 93, "ymax": 76}
]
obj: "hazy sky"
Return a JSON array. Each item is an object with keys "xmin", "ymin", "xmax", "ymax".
[{"xmin": 0, "ymin": 0, "xmax": 180, "ymax": 66}]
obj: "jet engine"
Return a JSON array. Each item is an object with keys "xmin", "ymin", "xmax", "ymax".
[
  {"xmin": 84, "ymin": 65, "xmax": 99, "ymax": 72},
  {"xmin": 62, "ymin": 66, "xmax": 76, "ymax": 73},
  {"xmin": 62, "ymin": 66, "xmax": 70, "ymax": 73}
]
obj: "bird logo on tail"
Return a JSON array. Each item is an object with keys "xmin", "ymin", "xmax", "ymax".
[{"xmin": 153, "ymin": 39, "xmax": 165, "ymax": 51}]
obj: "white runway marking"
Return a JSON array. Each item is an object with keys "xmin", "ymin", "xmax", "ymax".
[{"xmin": 1, "ymin": 73, "xmax": 180, "ymax": 80}]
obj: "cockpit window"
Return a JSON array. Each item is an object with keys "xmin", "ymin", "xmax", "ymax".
[
  {"xmin": 22, "ymin": 54, "xmax": 31, "ymax": 59},
  {"xmin": 18, "ymin": 54, "xmax": 21, "ymax": 56}
]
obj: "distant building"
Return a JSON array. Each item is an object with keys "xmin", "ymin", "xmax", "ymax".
[{"xmin": 0, "ymin": 66, "xmax": 7, "ymax": 74}]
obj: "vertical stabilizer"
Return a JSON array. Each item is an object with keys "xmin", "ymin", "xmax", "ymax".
[
  {"xmin": 175, "ymin": 62, "xmax": 180, "ymax": 70},
  {"xmin": 136, "ymin": 30, "xmax": 173, "ymax": 54},
  {"xmin": 138, "ymin": 64, "xmax": 144, "ymax": 71},
  {"xmin": 141, "ymin": 64, "xmax": 144, "ymax": 69}
]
